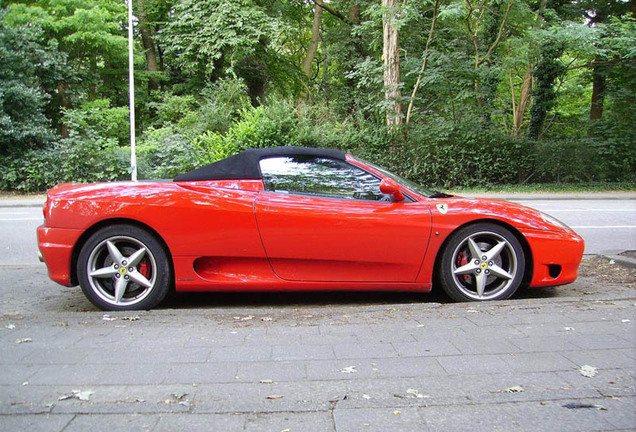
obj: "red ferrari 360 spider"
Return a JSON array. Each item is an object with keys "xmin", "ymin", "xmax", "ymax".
[{"xmin": 37, "ymin": 146, "xmax": 584, "ymax": 310}]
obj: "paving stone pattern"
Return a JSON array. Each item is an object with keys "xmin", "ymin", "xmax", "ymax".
[{"xmin": 0, "ymin": 258, "xmax": 634, "ymax": 431}]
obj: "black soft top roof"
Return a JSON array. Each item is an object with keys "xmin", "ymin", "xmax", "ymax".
[{"xmin": 174, "ymin": 146, "xmax": 347, "ymax": 181}]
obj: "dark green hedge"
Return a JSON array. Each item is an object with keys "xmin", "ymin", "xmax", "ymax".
[{"xmin": 2, "ymin": 102, "xmax": 634, "ymax": 192}]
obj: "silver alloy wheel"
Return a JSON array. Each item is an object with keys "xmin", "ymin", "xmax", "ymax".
[
  {"xmin": 450, "ymin": 231, "xmax": 518, "ymax": 300},
  {"xmin": 85, "ymin": 235, "xmax": 157, "ymax": 307}
]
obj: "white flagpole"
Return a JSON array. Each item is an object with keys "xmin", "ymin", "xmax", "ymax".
[{"xmin": 127, "ymin": 0, "xmax": 137, "ymax": 181}]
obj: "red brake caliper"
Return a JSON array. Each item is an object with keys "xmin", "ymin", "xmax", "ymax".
[
  {"xmin": 138, "ymin": 260, "xmax": 150, "ymax": 279},
  {"xmin": 457, "ymin": 250, "xmax": 470, "ymax": 283}
]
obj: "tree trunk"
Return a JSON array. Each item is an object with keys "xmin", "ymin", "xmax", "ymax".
[
  {"xmin": 382, "ymin": 0, "xmax": 402, "ymax": 127},
  {"xmin": 509, "ymin": 0, "xmax": 546, "ymax": 136},
  {"xmin": 406, "ymin": 0, "xmax": 440, "ymax": 124},
  {"xmin": 587, "ymin": 8, "xmax": 608, "ymax": 121},
  {"xmin": 589, "ymin": 67, "xmax": 605, "ymax": 120},
  {"xmin": 136, "ymin": 0, "xmax": 160, "ymax": 91},
  {"xmin": 302, "ymin": 5, "xmax": 323, "ymax": 77},
  {"xmin": 511, "ymin": 66, "xmax": 533, "ymax": 136},
  {"xmin": 312, "ymin": 0, "xmax": 349, "ymax": 23},
  {"xmin": 349, "ymin": 4, "xmax": 361, "ymax": 23}
]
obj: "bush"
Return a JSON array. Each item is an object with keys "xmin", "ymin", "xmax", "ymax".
[
  {"xmin": 2, "ymin": 97, "xmax": 634, "ymax": 192},
  {"xmin": 63, "ymin": 99, "xmax": 130, "ymax": 146},
  {"xmin": 137, "ymin": 126, "xmax": 204, "ymax": 179},
  {"xmin": 0, "ymin": 136, "xmax": 129, "ymax": 192}
]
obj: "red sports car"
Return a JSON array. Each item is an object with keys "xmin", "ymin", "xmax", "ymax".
[{"xmin": 37, "ymin": 146, "xmax": 584, "ymax": 311}]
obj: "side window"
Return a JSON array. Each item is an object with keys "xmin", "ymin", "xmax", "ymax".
[{"xmin": 259, "ymin": 156, "xmax": 386, "ymax": 201}]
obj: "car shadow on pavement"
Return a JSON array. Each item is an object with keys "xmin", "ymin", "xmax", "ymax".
[
  {"xmin": 161, "ymin": 289, "xmax": 452, "ymax": 310},
  {"xmin": 159, "ymin": 285, "xmax": 561, "ymax": 310}
]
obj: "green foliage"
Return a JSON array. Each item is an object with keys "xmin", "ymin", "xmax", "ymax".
[
  {"xmin": 594, "ymin": 16, "xmax": 636, "ymax": 131},
  {"xmin": 136, "ymin": 126, "xmax": 203, "ymax": 179},
  {"xmin": 1, "ymin": 0, "xmax": 635, "ymax": 191},
  {"xmin": 0, "ymin": 14, "xmax": 65, "ymax": 155},
  {"xmin": 4, "ymin": 0, "xmax": 132, "ymax": 103},
  {"xmin": 149, "ymin": 94, "xmax": 198, "ymax": 126},
  {"xmin": 528, "ymin": 38, "xmax": 567, "ymax": 140},
  {"xmin": 388, "ymin": 123, "xmax": 532, "ymax": 188},
  {"xmin": 62, "ymin": 99, "xmax": 130, "ymax": 145},
  {"xmin": 0, "ymin": 136, "xmax": 129, "ymax": 192},
  {"xmin": 159, "ymin": 0, "xmax": 303, "ymax": 100},
  {"xmin": 192, "ymin": 100, "xmax": 301, "ymax": 162},
  {"xmin": 177, "ymin": 78, "xmax": 252, "ymax": 136}
]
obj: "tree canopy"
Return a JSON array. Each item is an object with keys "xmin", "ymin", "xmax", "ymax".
[{"xmin": 1, "ymin": 0, "xmax": 634, "ymax": 191}]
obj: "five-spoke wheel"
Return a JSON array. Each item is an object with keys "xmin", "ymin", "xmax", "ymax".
[
  {"xmin": 77, "ymin": 225, "xmax": 172, "ymax": 310},
  {"xmin": 439, "ymin": 223, "xmax": 525, "ymax": 302}
]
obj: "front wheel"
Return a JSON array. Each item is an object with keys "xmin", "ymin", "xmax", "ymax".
[
  {"xmin": 438, "ymin": 223, "xmax": 525, "ymax": 302},
  {"xmin": 77, "ymin": 225, "xmax": 172, "ymax": 311}
]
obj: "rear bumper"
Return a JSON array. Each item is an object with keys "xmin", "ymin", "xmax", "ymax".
[
  {"xmin": 522, "ymin": 228, "xmax": 585, "ymax": 287},
  {"xmin": 37, "ymin": 225, "xmax": 83, "ymax": 287}
]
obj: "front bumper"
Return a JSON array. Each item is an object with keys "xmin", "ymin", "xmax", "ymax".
[
  {"xmin": 522, "ymin": 228, "xmax": 585, "ymax": 287},
  {"xmin": 37, "ymin": 225, "xmax": 83, "ymax": 287}
]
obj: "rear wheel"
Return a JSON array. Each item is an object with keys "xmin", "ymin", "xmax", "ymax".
[
  {"xmin": 439, "ymin": 223, "xmax": 525, "ymax": 302},
  {"xmin": 77, "ymin": 225, "xmax": 171, "ymax": 311}
]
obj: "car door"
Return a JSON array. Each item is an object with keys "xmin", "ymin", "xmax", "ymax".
[{"xmin": 254, "ymin": 156, "xmax": 432, "ymax": 282}]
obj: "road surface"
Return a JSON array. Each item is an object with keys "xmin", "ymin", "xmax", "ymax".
[{"xmin": 513, "ymin": 199, "xmax": 636, "ymax": 255}]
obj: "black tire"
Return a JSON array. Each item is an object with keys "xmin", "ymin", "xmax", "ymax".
[
  {"xmin": 77, "ymin": 224, "xmax": 172, "ymax": 311},
  {"xmin": 438, "ymin": 222, "xmax": 525, "ymax": 302}
]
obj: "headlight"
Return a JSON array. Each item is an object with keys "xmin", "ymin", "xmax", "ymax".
[{"xmin": 540, "ymin": 211, "xmax": 571, "ymax": 230}]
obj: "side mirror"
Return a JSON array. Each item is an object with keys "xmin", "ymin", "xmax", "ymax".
[{"xmin": 379, "ymin": 178, "xmax": 405, "ymax": 202}]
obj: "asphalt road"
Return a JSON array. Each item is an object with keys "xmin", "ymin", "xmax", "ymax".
[
  {"xmin": 0, "ymin": 206, "xmax": 43, "ymax": 266},
  {"xmin": 512, "ymin": 199, "xmax": 636, "ymax": 255},
  {"xmin": 1, "ymin": 198, "xmax": 634, "ymax": 266}
]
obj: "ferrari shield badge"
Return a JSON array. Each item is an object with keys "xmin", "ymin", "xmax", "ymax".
[{"xmin": 436, "ymin": 204, "xmax": 448, "ymax": 214}]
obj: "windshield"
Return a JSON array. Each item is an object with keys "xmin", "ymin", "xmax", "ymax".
[{"xmin": 352, "ymin": 157, "xmax": 437, "ymax": 197}]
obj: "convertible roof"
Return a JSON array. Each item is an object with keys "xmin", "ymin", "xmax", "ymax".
[{"xmin": 174, "ymin": 146, "xmax": 347, "ymax": 181}]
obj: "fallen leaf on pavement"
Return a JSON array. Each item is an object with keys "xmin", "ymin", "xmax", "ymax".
[
  {"xmin": 59, "ymin": 390, "xmax": 93, "ymax": 401},
  {"xmin": 172, "ymin": 392, "xmax": 188, "ymax": 401},
  {"xmin": 579, "ymin": 365, "xmax": 598, "ymax": 378},
  {"xmin": 406, "ymin": 388, "xmax": 427, "ymax": 398}
]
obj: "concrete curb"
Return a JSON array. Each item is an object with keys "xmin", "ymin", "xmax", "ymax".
[
  {"xmin": 462, "ymin": 192, "xmax": 636, "ymax": 201},
  {"xmin": 597, "ymin": 252, "xmax": 636, "ymax": 269},
  {"xmin": 0, "ymin": 199, "xmax": 45, "ymax": 208}
]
